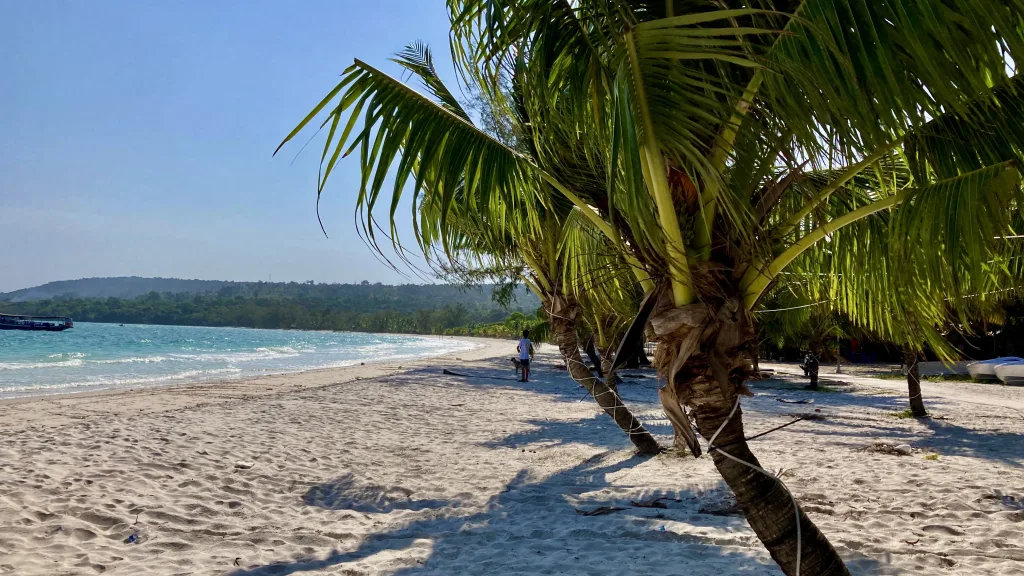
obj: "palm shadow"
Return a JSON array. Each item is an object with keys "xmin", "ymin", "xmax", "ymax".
[
  {"xmin": 230, "ymin": 451, "xmax": 895, "ymax": 576},
  {"xmin": 748, "ymin": 378, "xmax": 1024, "ymax": 467},
  {"xmin": 481, "ymin": 412, "xmax": 674, "ymax": 450},
  {"xmin": 227, "ymin": 361, "xmax": 899, "ymax": 576},
  {"xmin": 915, "ymin": 417, "xmax": 1024, "ymax": 467},
  {"xmin": 434, "ymin": 356, "xmax": 662, "ymax": 407},
  {"xmin": 228, "ymin": 452, "xmax": 812, "ymax": 576},
  {"xmin": 302, "ymin": 473, "xmax": 456, "ymax": 513}
]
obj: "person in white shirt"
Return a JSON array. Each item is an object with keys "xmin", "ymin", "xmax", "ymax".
[{"xmin": 517, "ymin": 329, "xmax": 535, "ymax": 382}]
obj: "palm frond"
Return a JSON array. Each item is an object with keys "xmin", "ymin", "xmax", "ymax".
[{"xmin": 276, "ymin": 58, "xmax": 543, "ymax": 263}]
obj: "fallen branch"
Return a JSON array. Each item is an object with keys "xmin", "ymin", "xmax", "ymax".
[{"xmin": 575, "ymin": 506, "xmax": 626, "ymax": 516}]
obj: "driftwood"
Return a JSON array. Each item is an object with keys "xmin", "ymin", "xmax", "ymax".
[{"xmin": 575, "ymin": 506, "xmax": 626, "ymax": 516}]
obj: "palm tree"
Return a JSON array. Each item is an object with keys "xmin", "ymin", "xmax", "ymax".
[
  {"xmin": 447, "ymin": 2, "xmax": 1024, "ymax": 573},
  {"xmin": 281, "ymin": 2, "xmax": 1024, "ymax": 573},
  {"xmin": 278, "ymin": 41, "xmax": 662, "ymax": 454}
]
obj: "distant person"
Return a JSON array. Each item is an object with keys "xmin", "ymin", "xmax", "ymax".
[
  {"xmin": 804, "ymin": 352, "xmax": 820, "ymax": 390},
  {"xmin": 517, "ymin": 329, "xmax": 535, "ymax": 382}
]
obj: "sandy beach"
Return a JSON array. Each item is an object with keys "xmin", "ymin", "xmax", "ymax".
[{"xmin": 1, "ymin": 341, "xmax": 1022, "ymax": 575}]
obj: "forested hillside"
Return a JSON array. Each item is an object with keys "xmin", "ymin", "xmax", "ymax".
[
  {"xmin": 2, "ymin": 283, "xmax": 543, "ymax": 337},
  {"xmin": 0, "ymin": 277, "xmax": 539, "ymax": 309},
  {"xmin": 1, "ymin": 277, "xmax": 233, "ymax": 301}
]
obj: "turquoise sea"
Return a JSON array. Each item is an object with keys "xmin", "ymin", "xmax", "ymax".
[{"xmin": 0, "ymin": 323, "xmax": 477, "ymax": 399}]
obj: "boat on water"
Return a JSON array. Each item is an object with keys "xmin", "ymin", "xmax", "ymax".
[
  {"xmin": 994, "ymin": 360, "xmax": 1024, "ymax": 386},
  {"xmin": 0, "ymin": 313, "xmax": 73, "ymax": 332},
  {"xmin": 966, "ymin": 357, "xmax": 1024, "ymax": 381}
]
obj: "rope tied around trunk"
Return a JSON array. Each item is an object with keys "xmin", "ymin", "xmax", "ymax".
[{"xmin": 708, "ymin": 395, "xmax": 803, "ymax": 576}]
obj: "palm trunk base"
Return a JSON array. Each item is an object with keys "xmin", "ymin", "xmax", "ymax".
[
  {"xmin": 904, "ymin": 350, "xmax": 928, "ymax": 418},
  {"xmin": 687, "ymin": 376, "xmax": 851, "ymax": 576}
]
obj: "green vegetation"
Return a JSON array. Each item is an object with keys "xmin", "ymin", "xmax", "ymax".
[
  {"xmin": 924, "ymin": 454, "xmax": 940, "ymax": 461},
  {"xmin": 879, "ymin": 373, "xmax": 979, "ymax": 383},
  {"xmin": 2, "ymin": 284, "xmax": 544, "ymax": 338},
  {"xmin": 279, "ymin": 2, "xmax": 1024, "ymax": 573},
  {"xmin": 924, "ymin": 374, "xmax": 976, "ymax": 383},
  {"xmin": 892, "ymin": 409, "xmax": 915, "ymax": 419}
]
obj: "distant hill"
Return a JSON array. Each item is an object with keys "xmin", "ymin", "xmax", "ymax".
[
  {"xmin": 0, "ymin": 276, "xmax": 539, "ymax": 310},
  {"xmin": 1, "ymin": 277, "xmax": 541, "ymax": 336},
  {"xmin": 0, "ymin": 277, "xmax": 235, "ymax": 302}
]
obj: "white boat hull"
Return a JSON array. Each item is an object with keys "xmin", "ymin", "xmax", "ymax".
[
  {"xmin": 967, "ymin": 357, "xmax": 1024, "ymax": 381},
  {"xmin": 994, "ymin": 361, "xmax": 1024, "ymax": 386}
]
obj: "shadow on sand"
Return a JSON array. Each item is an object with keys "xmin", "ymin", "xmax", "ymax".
[
  {"xmin": 226, "ymin": 358, "xmax": 913, "ymax": 575},
  {"xmin": 232, "ymin": 452, "xmax": 892, "ymax": 575},
  {"xmin": 748, "ymin": 379, "xmax": 1024, "ymax": 467},
  {"xmin": 302, "ymin": 473, "xmax": 455, "ymax": 514},
  {"xmin": 230, "ymin": 454, "xmax": 766, "ymax": 576}
]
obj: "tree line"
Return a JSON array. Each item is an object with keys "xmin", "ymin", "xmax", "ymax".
[{"xmin": 2, "ymin": 290, "xmax": 545, "ymax": 339}]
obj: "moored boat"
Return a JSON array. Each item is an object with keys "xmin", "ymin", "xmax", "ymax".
[
  {"xmin": 0, "ymin": 314, "xmax": 73, "ymax": 332},
  {"xmin": 994, "ymin": 360, "xmax": 1024, "ymax": 386},
  {"xmin": 966, "ymin": 357, "xmax": 1024, "ymax": 381}
]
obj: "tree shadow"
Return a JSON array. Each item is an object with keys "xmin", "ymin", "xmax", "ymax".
[
  {"xmin": 302, "ymin": 473, "xmax": 457, "ymax": 513},
  {"xmin": 749, "ymin": 378, "xmax": 1024, "ymax": 467},
  {"xmin": 915, "ymin": 418, "xmax": 1024, "ymax": 467},
  {"xmin": 231, "ymin": 451, "xmax": 896, "ymax": 575},
  {"xmin": 231, "ymin": 451, "xmax": 893, "ymax": 576},
  {"xmin": 434, "ymin": 356, "xmax": 663, "ymax": 408},
  {"xmin": 226, "ymin": 360, "xmax": 897, "ymax": 576},
  {"xmin": 480, "ymin": 412, "xmax": 674, "ymax": 451}
]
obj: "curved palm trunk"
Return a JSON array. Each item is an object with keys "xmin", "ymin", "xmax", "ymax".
[
  {"xmin": 653, "ymin": 295, "xmax": 849, "ymax": 575},
  {"xmin": 546, "ymin": 294, "xmax": 661, "ymax": 455},
  {"xmin": 687, "ymin": 377, "xmax": 849, "ymax": 575},
  {"xmin": 600, "ymin": 345, "xmax": 623, "ymax": 391},
  {"xmin": 903, "ymin": 349, "xmax": 928, "ymax": 418}
]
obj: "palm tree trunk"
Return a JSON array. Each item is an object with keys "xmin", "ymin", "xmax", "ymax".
[
  {"xmin": 546, "ymin": 294, "xmax": 661, "ymax": 455},
  {"xmin": 652, "ymin": 295, "xmax": 848, "ymax": 575},
  {"xmin": 686, "ymin": 376, "xmax": 850, "ymax": 576},
  {"xmin": 903, "ymin": 349, "xmax": 928, "ymax": 418},
  {"xmin": 600, "ymin": 345, "xmax": 623, "ymax": 391}
]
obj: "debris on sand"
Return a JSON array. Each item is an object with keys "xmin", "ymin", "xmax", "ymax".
[
  {"xmin": 575, "ymin": 506, "xmax": 625, "ymax": 516},
  {"xmin": 631, "ymin": 498, "xmax": 669, "ymax": 509},
  {"xmin": 860, "ymin": 442, "xmax": 913, "ymax": 456},
  {"xmin": 699, "ymin": 501, "xmax": 743, "ymax": 516}
]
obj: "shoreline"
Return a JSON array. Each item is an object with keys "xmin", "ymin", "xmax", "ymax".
[
  {"xmin": 0, "ymin": 333, "xmax": 499, "ymax": 407},
  {"xmin": 0, "ymin": 336, "xmax": 507, "ymax": 419}
]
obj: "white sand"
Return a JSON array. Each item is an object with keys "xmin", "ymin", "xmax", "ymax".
[{"xmin": 1, "ymin": 344, "xmax": 1022, "ymax": 575}]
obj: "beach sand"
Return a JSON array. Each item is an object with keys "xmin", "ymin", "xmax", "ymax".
[{"xmin": 1, "ymin": 342, "xmax": 1022, "ymax": 575}]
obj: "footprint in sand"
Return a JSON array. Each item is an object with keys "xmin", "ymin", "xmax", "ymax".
[
  {"xmin": 70, "ymin": 527, "xmax": 97, "ymax": 542},
  {"xmin": 921, "ymin": 524, "xmax": 966, "ymax": 536}
]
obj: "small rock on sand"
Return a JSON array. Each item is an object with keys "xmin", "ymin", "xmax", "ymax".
[{"xmin": 234, "ymin": 461, "xmax": 255, "ymax": 470}]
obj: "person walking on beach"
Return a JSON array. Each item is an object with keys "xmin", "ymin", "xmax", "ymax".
[{"xmin": 517, "ymin": 330, "xmax": 535, "ymax": 382}]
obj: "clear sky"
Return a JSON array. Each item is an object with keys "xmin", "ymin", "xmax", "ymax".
[{"xmin": 0, "ymin": 0, "xmax": 457, "ymax": 292}]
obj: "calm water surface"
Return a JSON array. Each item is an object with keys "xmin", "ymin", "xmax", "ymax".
[{"xmin": 0, "ymin": 323, "xmax": 476, "ymax": 399}]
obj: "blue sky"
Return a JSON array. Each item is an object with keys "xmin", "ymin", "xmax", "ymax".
[{"xmin": 0, "ymin": 1, "xmax": 457, "ymax": 292}]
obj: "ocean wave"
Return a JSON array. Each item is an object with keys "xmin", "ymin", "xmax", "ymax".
[
  {"xmin": 90, "ymin": 356, "xmax": 170, "ymax": 365},
  {"xmin": 168, "ymin": 347, "xmax": 302, "ymax": 364},
  {"xmin": 48, "ymin": 352, "xmax": 87, "ymax": 359},
  {"xmin": 0, "ymin": 367, "xmax": 244, "ymax": 395},
  {"xmin": 0, "ymin": 359, "xmax": 85, "ymax": 371}
]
